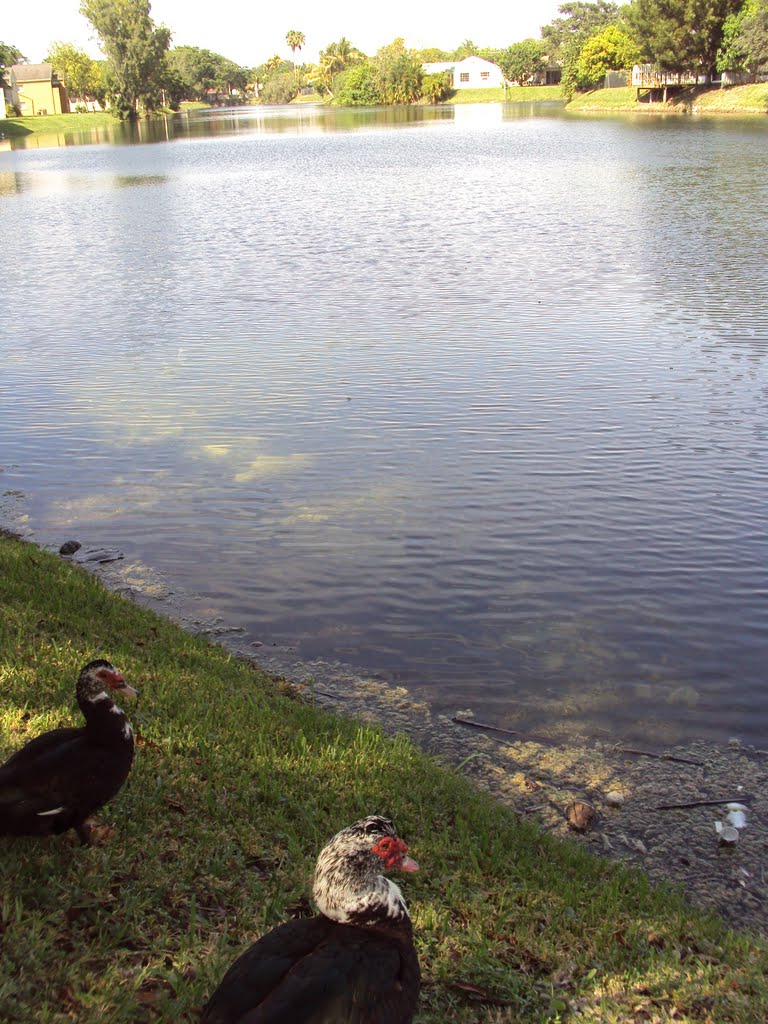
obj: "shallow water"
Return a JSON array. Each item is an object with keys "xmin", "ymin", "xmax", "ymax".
[{"xmin": 1, "ymin": 103, "xmax": 767, "ymax": 745}]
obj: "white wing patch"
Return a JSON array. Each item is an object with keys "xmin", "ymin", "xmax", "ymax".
[
  {"xmin": 123, "ymin": 720, "xmax": 133, "ymax": 740},
  {"xmin": 37, "ymin": 806, "xmax": 66, "ymax": 816}
]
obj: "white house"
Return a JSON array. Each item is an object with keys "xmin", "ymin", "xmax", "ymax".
[{"xmin": 423, "ymin": 56, "xmax": 504, "ymax": 89}]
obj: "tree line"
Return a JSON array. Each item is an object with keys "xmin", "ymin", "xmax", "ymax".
[{"xmin": 2, "ymin": 0, "xmax": 767, "ymax": 117}]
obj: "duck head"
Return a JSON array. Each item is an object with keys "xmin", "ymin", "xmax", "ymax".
[
  {"xmin": 312, "ymin": 815, "xmax": 419, "ymax": 925},
  {"xmin": 77, "ymin": 660, "xmax": 139, "ymax": 703}
]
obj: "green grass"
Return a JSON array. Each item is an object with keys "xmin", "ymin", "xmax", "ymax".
[
  {"xmin": 1, "ymin": 531, "xmax": 766, "ymax": 1022},
  {"xmin": 567, "ymin": 83, "xmax": 768, "ymax": 113},
  {"xmin": 1, "ymin": 112, "xmax": 119, "ymax": 137},
  {"xmin": 447, "ymin": 86, "xmax": 563, "ymax": 105},
  {"xmin": 685, "ymin": 83, "xmax": 768, "ymax": 112},
  {"xmin": 566, "ymin": 88, "xmax": 638, "ymax": 110}
]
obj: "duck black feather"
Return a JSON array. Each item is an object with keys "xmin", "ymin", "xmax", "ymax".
[
  {"xmin": 202, "ymin": 816, "xmax": 420, "ymax": 1024},
  {"xmin": 0, "ymin": 659, "xmax": 137, "ymax": 844}
]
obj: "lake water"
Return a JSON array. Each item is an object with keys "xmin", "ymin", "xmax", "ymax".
[{"xmin": 1, "ymin": 103, "xmax": 767, "ymax": 747}]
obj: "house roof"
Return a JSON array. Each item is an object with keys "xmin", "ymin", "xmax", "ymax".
[
  {"xmin": 11, "ymin": 63, "xmax": 55, "ymax": 83},
  {"xmin": 423, "ymin": 56, "xmax": 502, "ymax": 74},
  {"xmin": 456, "ymin": 56, "xmax": 502, "ymax": 71}
]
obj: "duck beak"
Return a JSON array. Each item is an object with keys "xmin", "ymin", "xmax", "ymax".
[
  {"xmin": 397, "ymin": 838, "xmax": 419, "ymax": 872},
  {"xmin": 118, "ymin": 682, "xmax": 139, "ymax": 699}
]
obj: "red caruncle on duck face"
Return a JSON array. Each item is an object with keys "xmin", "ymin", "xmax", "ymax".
[
  {"xmin": 372, "ymin": 835, "xmax": 419, "ymax": 873},
  {"xmin": 97, "ymin": 666, "xmax": 126, "ymax": 688}
]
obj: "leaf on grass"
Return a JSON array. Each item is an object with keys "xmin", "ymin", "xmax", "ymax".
[
  {"xmin": 56, "ymin": 985, "xmax": 81, "ymax": 1011},
  {"xmin": 136, "ymin": 735, "xmax": 162, "ymax": 750},
  {"xmin": 136, "ymin": 979, "xmax": 174, "ymax": 1005},
  {"xmin": 450, "ymin": 981, "xmax": 515, "ymax": 1006},
  {"xmin": 164, "ymin": 797, "xmax": 187, "ymax": 814},
  {"xmin": 87, "ymin": 823, "xmax": 116, "ymax": 845}
]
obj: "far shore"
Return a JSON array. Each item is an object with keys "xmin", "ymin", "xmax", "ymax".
[{"xmin": 2, "ymin": 82, "xmax": 766, "ymax": 143}]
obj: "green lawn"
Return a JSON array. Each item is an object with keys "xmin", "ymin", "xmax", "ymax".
[
  {"xmin": 1, "ymin": 531, "xmax": 766, "ymax": 1022},
  {"xmin": 566, "ymin": 88, "xmax": 638, "ymax": 110},
  {"xmin": 447, "ymin": 85, "xmax": 563, "ymax": 104},
  {"xmin": 566, "ymin": 83, "xmax": 768, "ymax": 113},
  {"xmin": 1, "ymin": 111, "xmax": 119, "ymax": 137},
  {"xmin": 688, "ymin": 82, "xmax": 768, "ymax": 112}
]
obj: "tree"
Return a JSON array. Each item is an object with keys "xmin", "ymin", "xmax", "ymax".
[
  {"xmin": 334, "ymin": 62, "xmax": 380, "ymax": 105},
  {"xmin": 80, "ymin": 0, "xmax": 172, "ymax": 116},
  {"xmin": 627, "ymin": 0, "xmax": 743, "ymax": 76},
  {"xmin": 311, "ymin": 38, "xmax": 364, "ymax": 98},
  {"xmin": 261, "ymin": 71, "xmax": 298, "ymax": 104},
  {"xmin": 420, "ymin": 71, "xmax": 452, "ymax": 103},
  {"xmin": 285, "ymin": 29, "xmax": 305, "ymax": 62},
  {"xmin": 542, "ymin": 2, "xmax": 620, "ymax": 97},
  {"xmin": 718, "ymin": 0, "xmax": 768, "ymax": 75},
  {"xmin": 265, "ymin": 53, "xmax": 287, "ymax": 74},
  {"xmin": 286, "ymin": 29, "xmax": 305, "ymax": 91},
  {"xmin": 45, "ymin": 41, "xmax": 101, "ymax": 103},
  {"xmin": 1, "ymin": 41, "xmax": 26, "ymax": 91},
  {"xmin": 452, "ymin": 39, "xmax": 479, "ymax": 58},
  {"xmin": 541, "ymin": 1, "xmax": 619, "ymax": 57},
  {"xmin": 415, "ymin": 47, "xmax": 450, "ymax": 62},
  {"xmin": 498, "ymin": 39, "xmax": 548, "ymax": 84},
  {"xmin": 575, "ymin": 25, "xmax": 640, "ymax": 86},
  {"xmin": 372, "ymin": 38, "xmax": 424, "ymax": 104},
  {"xmin": 736, "ymin": 0, "xmax": 768, "ymax": 75}
]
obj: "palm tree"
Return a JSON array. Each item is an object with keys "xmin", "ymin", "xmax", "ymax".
[
  {"xmin": 453, "ymin": 39, "xmax": 479, "ymax": 59},
  {"xmin": 286, "ymin": 29, "xmax": 305, "ymax": 91}
]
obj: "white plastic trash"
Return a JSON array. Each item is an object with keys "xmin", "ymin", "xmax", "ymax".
[{"xmin": 725, "ymin": 803, "xmax": 748, "ymax": 830}]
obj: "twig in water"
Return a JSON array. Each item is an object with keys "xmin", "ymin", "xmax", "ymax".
[
  {"xmin": 451, "ymin": 717, "xmax": 555, "ymax": 746},
  {"xmin": 616, "ymin": 747, "xmax": 704, "ymax": 767},
  {"xmin": 655, "ymin": 798, "xmax": 749, "ymax": 811}
]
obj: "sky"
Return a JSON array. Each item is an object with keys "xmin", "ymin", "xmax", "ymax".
[{"xmin": 3, "ymin": 0, "xmax": 564, "ymax": 67}]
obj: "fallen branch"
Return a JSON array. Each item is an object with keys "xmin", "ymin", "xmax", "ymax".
[
  {"xmin": 449, "ymin": 981, "xmax": 515, "ymax": 1007},
  {"xmin": 615, "ymin": 747, "xmax": 704, "ymax": 767},
  {"xmin": 655, "ymin": 798, "xmax": 748, "ymax": 811},
  {"xmin": 450, "ymin": 717, "xmax": 556, "ymax": 746}
]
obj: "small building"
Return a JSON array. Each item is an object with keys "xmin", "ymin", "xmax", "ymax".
[
  {"xmin": 10, "ymin": 64, "xmax": 70, "ymax": 116},
  {"xmin": 423, "ymin": 56, "xmax": 504, "ymax": 89}
]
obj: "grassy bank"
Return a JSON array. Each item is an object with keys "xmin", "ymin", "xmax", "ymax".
[
  {"xmin": 448, "ymin": 85, "xmax": 563, "ymax": 104},
  {"xmin": 1, "ymin": 532, "xmax": 766, "ymax": 1023},
  {"xmin": 567, "ymin": 83, "xmax": 768, "ymax": 114},
  {"xmin": 1, "ymin": 112, "xmax": 119, "ymax": 138}
]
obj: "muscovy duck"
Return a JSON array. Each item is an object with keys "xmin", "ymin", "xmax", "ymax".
[
  {"xmin": 201, "ymin": 815, "xmax": 420, "ymax": 1024},
  {"xmin": 0, "ymin": 659, "xmax": 137, "ymax": 845}
]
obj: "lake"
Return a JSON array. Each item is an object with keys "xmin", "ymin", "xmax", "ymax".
[{"xmin": 1, "ymin": 102, "xmax": 766, "ymax": 747}]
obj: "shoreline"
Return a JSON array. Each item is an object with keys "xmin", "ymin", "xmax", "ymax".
[
  {"xmin": 2, "ymin": 82, "xmax": 766, "ymax": 145},
  {"xmin": 6, "ymin": 522, "xmax": 766, "ymax": 935},
  {"xmin": 565, "ymin": 83, "xmax": 768, "ymax": 116}
]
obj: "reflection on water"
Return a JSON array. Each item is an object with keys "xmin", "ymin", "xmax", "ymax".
[
  {"xmin": 3, "ymin": 100, "xmax": 570, "ymax": 152},
  {"xmin": 1, "ymin": 104, "xmax": 767, "ymax": 747}
]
